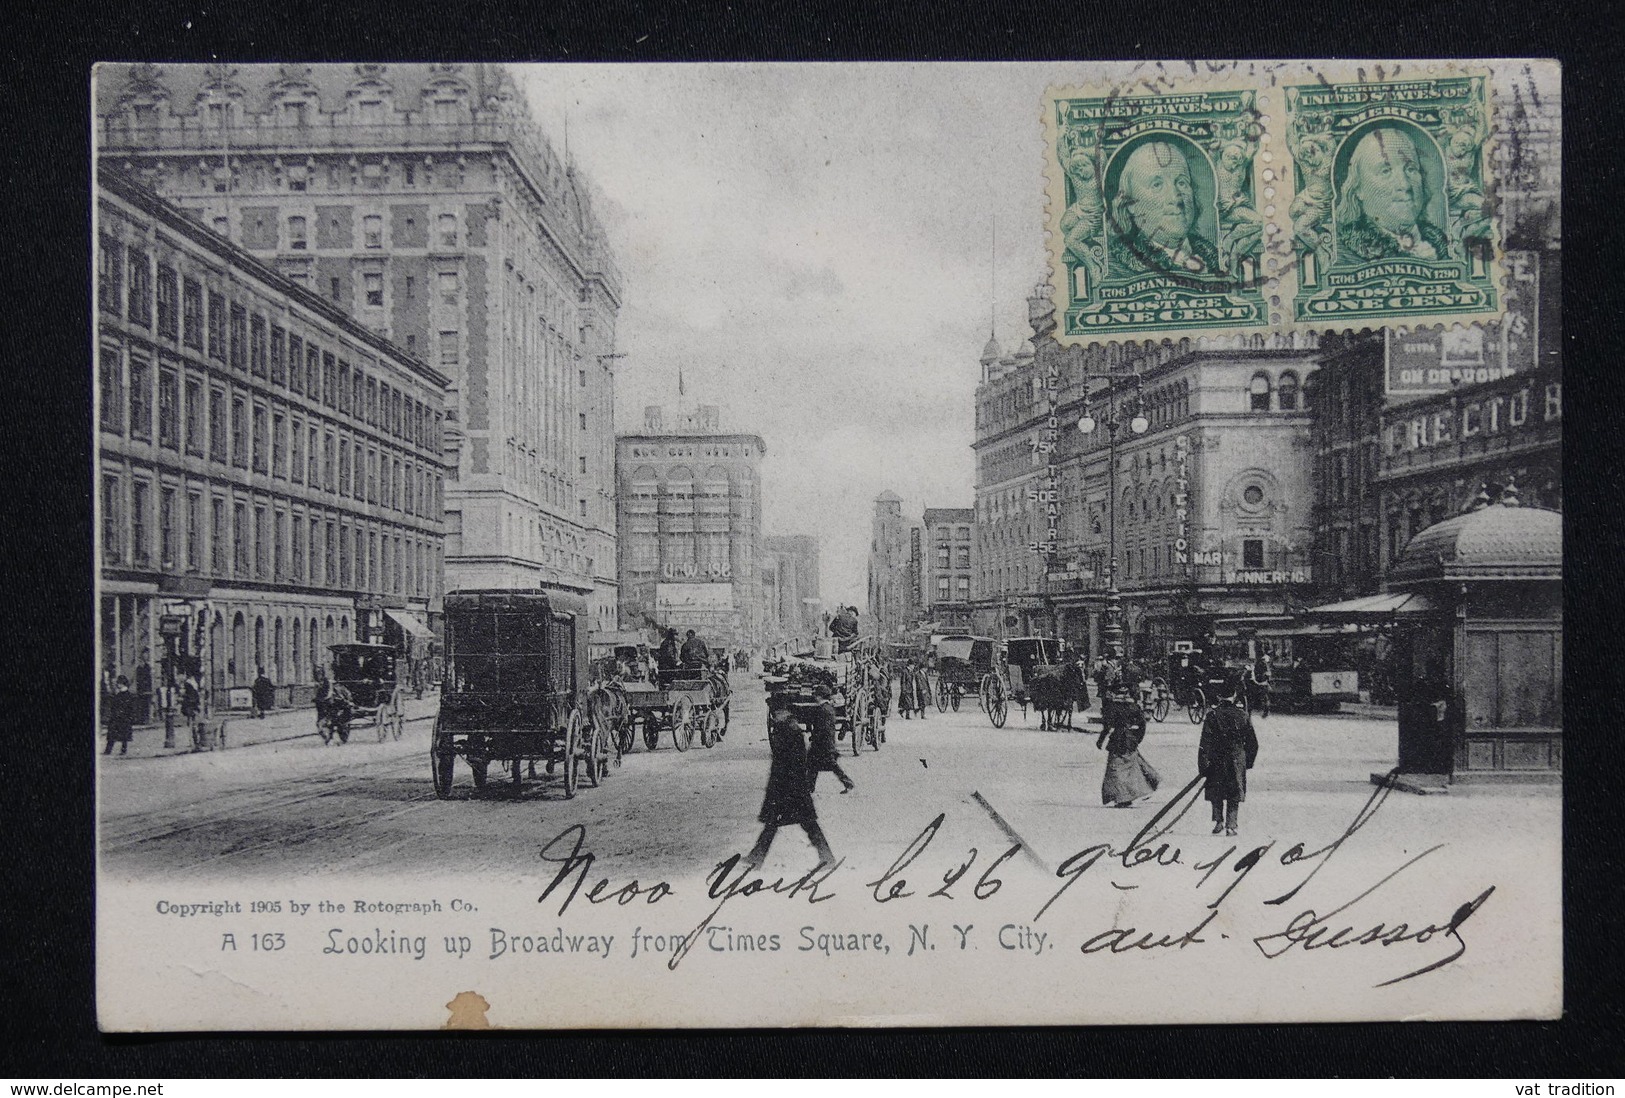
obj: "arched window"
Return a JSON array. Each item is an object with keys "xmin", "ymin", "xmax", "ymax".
[
  {"xmin": 1278, "ymin": 370, "xmax": 1300, "ymax": 411},
  {"xmin": 1249, "ymin": 372, "xmax": 1272, "ymax": 412},
  {"xmin": 273, "ymin": 618, "xmax": 285, "ymax": 683},
  {"xmin": 254, "ymin": 616, "xmax": 265, "ymax": 677},
  {"xmin": 290, "ymin": 619, "xmax": 301, "ymax": 684},
  {"xmin": 309, "ymin": 618, "xmax": 320, "ymax": 677},
  {"xmin": 340, "ymin": 615, "xmax": 349, "ymax": 641},
  {"xmin": 232, "ymin": 612, "xmax": 247, "ymax": 686}
]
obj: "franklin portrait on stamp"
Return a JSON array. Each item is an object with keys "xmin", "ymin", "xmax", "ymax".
[
  {"xmin": 1335, "ymin": 126, "xmax": 1451, "ymax": 265},
  {"xmin": 1107, "ymin": 139, "xmax": 1221, "ymax": 278}
]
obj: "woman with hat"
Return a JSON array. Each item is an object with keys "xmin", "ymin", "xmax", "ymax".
[{"xmin": 1197, "ymin": 671, "xmax": 1260, "ymax": 836}]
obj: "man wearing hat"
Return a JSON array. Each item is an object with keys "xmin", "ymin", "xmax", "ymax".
[
  {"xmin": 743, "ymin": 689, "xmax": 837, "ymax": 871},
  {"xmin": 1197, "ymin": 671, "xmax": 1260, "ymax": 836}
]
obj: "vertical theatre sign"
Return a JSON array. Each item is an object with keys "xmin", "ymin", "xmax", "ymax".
[
  {"xmin": 1173, "ymin": 434, "xmax": 1192, "ymax": 575},
  {"xmin": 910, "ymin": 526, "xmax": 922, "ymax": 611},
  {"xmin": 1028, "ymin": 359, "xmax": 1062, "ymax": 558}
]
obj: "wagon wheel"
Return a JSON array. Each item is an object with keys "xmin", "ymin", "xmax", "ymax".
[
  {"xmin": 868, "ymin": 702, "xmax": 883, "ymax": 750},
  {"xmin": 671, "ymin": 695, "xmax": 695, "ymax": 753},
  {"xmin": 935, "ymin": 676, "xmax": 949, "ymax": 713},
  {"xmin": 392, "ymin": 689, "xmax": 406, "ymax": 740},
  {"xmin": 987, "ymin": 678, "xmax": 1009, "ymax": 729},
  {"xmin": 562, "ymin": 708, "xmax": 582, "ymax": 798},
  {"xmin": 429, "ymin": 718, "xmax": 454, "ymax": 799},
  {"xmin": 1187, "ymin": 687, "xmax": 1207, "ymax": 724},
  {"xmin": 595, "ymin": 704, "xmax": 623, "ymax": 770},
  {"xmin": 375, "ymin": 705, "xmax": 390, "ymax": 743},
  {"xmin": 719, "ymin": 699, "xmax": 731, "ymax": 736},
  {"xmin": 1153, "ymin": 690, "xmax": 1172, "ymax": 723},
  {"xmin": 616, "ymin": 704, "xmax": 637, "ymax": 758},
  {"xmin": 950, "ymin": 684, "xmax": 961, "ymax": 711},
  {"xmin": 701, "ymin": 707, "xmax": 724, "ymax": 749},
  {"xmin": 849, "ymin": 687, "xmax": 869, "ymax": 756},
  {"xmin": 642, "ymin": 712, "xmax": 660, "ymax": 751},
  {"xmin": 582, "ymin": 711, "xmax": 603, "ymax": 789}
]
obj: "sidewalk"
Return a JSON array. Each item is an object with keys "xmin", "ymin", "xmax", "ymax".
[{"xmin": 100, "ymin": 692, "xmax": 442, "ymax": 760}]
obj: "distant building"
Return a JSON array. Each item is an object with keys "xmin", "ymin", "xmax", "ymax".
[
  {"xmin": 616, "ymin": 405, "xmax": 766, "ymax": 646},
  {"xmin": 866, "ymin": 491, "xmax": 909, "ymax": 637},
  {"xmin": 97, "ymin": 167, "xmax": 451, "ymax": 708},
  {"xmin": 763, "ymin": 534, "xmax": 822, "ymax": 643},
  {"xmin": 95, "ymin": 62, "xmax": 624, "ymax": 630},
  {"xmin": 919, "ymin": 507, "xmax": 975, "ymax": 631}
]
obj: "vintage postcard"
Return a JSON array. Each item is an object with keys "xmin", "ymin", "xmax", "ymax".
[{"xmin": 93, "ymin": 59, "xmax": 1560, "ymax": 1031}]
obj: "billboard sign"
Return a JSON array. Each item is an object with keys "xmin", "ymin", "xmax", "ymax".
[
  {"xmin": 1386, "ymin": 250, "xmax": 1538, "ymax": 396},
  {"xmin": 655, "ymin": 583, "xmax": 735, "ymax": 614}
]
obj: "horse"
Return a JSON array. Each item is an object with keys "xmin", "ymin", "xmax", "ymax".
[{"xmin": 1026, "ymin": 662, "xmax": 1090, "ymax": 731}]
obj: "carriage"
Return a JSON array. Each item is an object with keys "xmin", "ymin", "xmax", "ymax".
[
  {"xmin": 999, "ymin": 637, "xmax": 1068, "ymax": 726},
  {"xmin": 320, "ymin": 643, "xmax": 407, "ymax": 744},
  {"xmin": 933, "ymin": 634, "xmax": 999, "ymax": 716},
  {"xmin": 429, "ymin": 589, "xmax": 609, "ymax": 799},
  {"xmin": 621, "ymin": 661, "xmax": 732, "ymax": 753},
  {"xmin": 763, "ymin": 644, "xmax": 885, "ymax": 754}
]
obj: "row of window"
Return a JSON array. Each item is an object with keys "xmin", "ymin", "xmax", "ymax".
[
  {"xmin": 934, "ymin": 545, "xmax": 973, "ymax": 569},
  {"xmin": 237, "ymin": 210, "xmax": 461, "ymax": 252},
  {"xmin": 125, "ymin": 93, "xmax": 477, "ymax": 134},
  {"xmin": 99, "ymin": 236, "xmax": 446, "ymax": 448},
  {"xmin": 932, "ymin": 576, "xmax": 972, "ymax": 601},
  {"xmin": 100, "ymin": 469, "xmax": 441, "ymax": 600},
  {"xmin": 101, "ymin": 346, "xmax": 444, "ymax": 520}
]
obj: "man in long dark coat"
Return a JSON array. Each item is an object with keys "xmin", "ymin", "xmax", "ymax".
[
  {"xmin": 1197, "ymin": 673, "xmax": 1259, "ymax": 836},
  {"xmin": 251, "ymin": 667, "xmax": 276, "ymax": 719},
  {"xmin": 103, "ymin": 675, "xmax": 135, "ymax": 756},
  {"xmin": 743, "ymin": 692, "xmax": 836, "ymax": 871}
]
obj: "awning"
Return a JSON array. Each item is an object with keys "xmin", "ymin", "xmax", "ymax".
[
  {"xmin": 385, "ymin": 609, "xmax": 434, "ymax": 639},
  {"xmin": 1302, "ymin": 592, "xmax": 1438, "ymax": 621}
]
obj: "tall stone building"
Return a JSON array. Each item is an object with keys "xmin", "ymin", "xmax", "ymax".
[
  {"xmin": 866, "ymin": 491, "xmax": 909, "ymax": 637},
  {"xmin": 763, "ymin": 534, "xmax": 822, "ymax": 643},
  {"xmin": 615, "ymin": 405, "xmax": 766, "ymax": 647},
  {"xmin": 97, "ymin": 167, "xmax": 450, "ymax": 710},
  {"xmin": 919, "ymin": 507, "xmax": 975, "ymax": 631},
  {"xmin": 974, "ymin": 286, "xmax": 1323, "ymax": 655},
  {"xmin": 95, "ymin": 62, "xmax": 624, "ymax": 631}
]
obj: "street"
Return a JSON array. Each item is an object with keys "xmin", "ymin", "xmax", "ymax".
[{"xmin": 100, "ymin": 674, "xmax": 1558, "ymax": 887}]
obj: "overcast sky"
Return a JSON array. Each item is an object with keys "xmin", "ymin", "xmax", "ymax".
[{"xmin": 517, "ymin": 63, "xmax": 1095, "ymax": 608}]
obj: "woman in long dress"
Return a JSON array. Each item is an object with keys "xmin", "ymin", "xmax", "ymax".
[{"xmin": 1097, "ymin": 698, "xmax": 1160, "ymax": 808}]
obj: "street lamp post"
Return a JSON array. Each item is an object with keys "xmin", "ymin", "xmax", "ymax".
[{"xmin": 1076, "ymin": 371, "xmax": 1148, "ymax": 659}]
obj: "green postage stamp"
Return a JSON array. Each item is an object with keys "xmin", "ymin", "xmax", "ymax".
[
  {"xmin": 1286, "ymin": 72, "xmax": 1501, "ymax": 326},
  {"xmin": 1044, "ymin": 86, "xmax": 1272, "ymax": 340},
  {"xmin": 1043, "ymin": 64, "xmax": 1507, "ymax": 342}
]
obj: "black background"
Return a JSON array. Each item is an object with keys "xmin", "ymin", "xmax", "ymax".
[{"xmin": 6, "ymin": 0, "xmax": 1621, "ymax": 1078}]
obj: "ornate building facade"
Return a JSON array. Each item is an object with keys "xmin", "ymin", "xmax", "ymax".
[
  {"xmin": 974, "ymin": 287, "xmax": 1323, "ymax": 655},
  {"xmin": 615, "ymin": 405, "xmax": 766, "ymax": 646},
  {"xmin": 95, "ymin": 62, "xmax": 624, "ymax": 631},
  {"xmin": 98, "ymin": 167, "xmax": 450, "ymax": 709}
]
